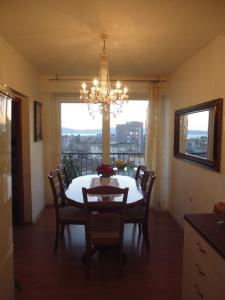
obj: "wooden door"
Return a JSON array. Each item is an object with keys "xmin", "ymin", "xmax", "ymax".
[{"xmin": 11, "ymin": 98, "xmax": 24, "ymax": 225}]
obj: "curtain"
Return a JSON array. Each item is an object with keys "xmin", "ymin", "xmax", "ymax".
[{"xmin": 145, "ymin": 82, "xmax": 166, "ymax": 210}]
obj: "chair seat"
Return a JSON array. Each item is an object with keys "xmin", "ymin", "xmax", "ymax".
[
  {"xmin": 90, "ymin": 232, "xmax": 120, "ymax": 244},
  {"xmin": 89, "ymin": 217, "xmax": 121, "ymax": 244},
  {"xmin": 125, "ymin": 205, "xmax": 145, "ymax": 221},
  {"xmin": 59, "ymin": 206, "xmax": 85, "ymax": 222}
]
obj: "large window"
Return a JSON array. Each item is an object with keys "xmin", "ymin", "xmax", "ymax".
[
  {"xmin": 61, "ymin": 100, "xmax": 148, "ymax": 176},
  {"xmin": 61, "ymin": 103, "xmax": 102, "ymax": 175},
  {"xmin": 110, "ymin": 100, "xmax": 148, "ymax": 175}
]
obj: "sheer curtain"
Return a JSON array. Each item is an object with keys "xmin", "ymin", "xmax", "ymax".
[{"xmin": 145, "ymin": 82, "xmax": 166, "ymax": 210}]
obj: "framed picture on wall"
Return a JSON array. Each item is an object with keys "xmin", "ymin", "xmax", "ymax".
[{"xmin": 34, "ymin": 101, "xmax": 42, "ymax": 142}]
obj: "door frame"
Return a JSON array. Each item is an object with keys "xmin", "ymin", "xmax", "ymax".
[{"xmin": 10, "ymin": 89, "xmax": 32, "ymax": 223}]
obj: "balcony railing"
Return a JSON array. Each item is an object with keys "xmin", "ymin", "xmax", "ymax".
[{"xmin": 61, "ymin": 152, "xmax": 145, "ymax": 177}]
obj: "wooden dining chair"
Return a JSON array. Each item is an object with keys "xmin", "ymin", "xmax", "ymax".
[
  {"xmin": 125, "ymin": 170, "xmax": 156, "ymax": 250},
  {"xmin": 134, "ymin": 167, "xmax": 148, "ymax": 231},
  {"xmin": 57, "ymin": 163, "xmax": 70, "ymax": 190},
  {"xmin": 135, "ymin": 165, "xmax": 147, "ymax": 188},
  {"xmin": 48, "ymin": 169, "xmax": 85, "ymax": 252},
  {"xmin": 82, "ymin": 185, "xmax": 129, "ymax": 278}
]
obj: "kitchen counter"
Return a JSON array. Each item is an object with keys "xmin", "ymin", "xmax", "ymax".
[{"xmin": 184, "ymin": 213, "xmax": 225, "ymax": 260}]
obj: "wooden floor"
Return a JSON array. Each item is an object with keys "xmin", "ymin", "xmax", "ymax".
[{"xmin": 14, "ymin": 207, "xmax": 183, "ymax": 300}]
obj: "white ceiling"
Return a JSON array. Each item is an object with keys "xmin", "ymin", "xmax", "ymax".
[{"xmin": 0, "ymin": 0, "xmax": 225, "ymax": 78}]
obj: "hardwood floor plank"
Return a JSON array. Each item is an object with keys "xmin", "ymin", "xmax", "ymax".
[{"xmin": 14, "ymin": 207, "xmax": 183, "ymax": 300}]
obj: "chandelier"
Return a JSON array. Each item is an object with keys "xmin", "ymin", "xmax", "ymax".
[{"xmin": 80, "ymin": 33, "xmax": 129, "ymax": 117}]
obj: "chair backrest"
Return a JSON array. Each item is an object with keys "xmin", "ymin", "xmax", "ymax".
[
  {"xmin": 135, "ymin": 165, "xmax": 147, "ymax": 184},
  {"xmin": 57, "ymin": 163, "xmax": 70, "ymax": 190},
  {"xmin": 82, "ymin": 185, "xmax": 129, "ymax": 244},
  {"xmin": 48, "ymin": 170, "xmax": 66, "ymax": 219},
  {"xmin": 141, "ymin": 170, "xmax": 150, "ymax": 191},
  {"xmin": 143, "ymin": 170, "xmax": 156, "ymax": 213}
]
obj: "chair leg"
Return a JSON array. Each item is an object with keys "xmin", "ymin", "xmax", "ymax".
[
  {"xmin": 54, "ymin": 223, "xmax": 60, "ymax": 252},
  {"xmin": 118, "ymin": 245, "xmax": 123, "ymax": 277},
  {"xmin": 142, "ymin": 220, "xmax": 150, "ymax": 250},
  {"xmin": 86, "ymin": 243, "xmax": 91, "ymax": 279},
  {"xmin": 60, "ymin": 224, "xmax": 65, "ymax": 239},
  {"xmin": 138, "ymin": 222, "xmax": 142, "ymax": 233}
]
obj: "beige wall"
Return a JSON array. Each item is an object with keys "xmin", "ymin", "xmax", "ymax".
[
  {"xmin": 42, "ymin": 93, "xmax": 61, "ymax": 204},
  {"xmin": 0, "ymin": 35, "xmax": 44, "ymax": 298},
  {"xmin": 0, "ymin": 35, "xmax": 44, "ymax": 222},
  {"xmin": 167, "ymin": 34, "xmax": 225, "ymax": 226}
]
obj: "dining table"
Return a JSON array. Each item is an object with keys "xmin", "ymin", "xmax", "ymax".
[
  {"xmin": 65, "ymin": 174, "xmax": 144, "ymax": 207},
  {"xmin": 65, "ymin": 174, "xmax": 144, "ymax": 262}
]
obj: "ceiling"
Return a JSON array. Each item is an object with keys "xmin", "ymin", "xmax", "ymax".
[{"xmin": 0, "ymin": 0, "xmax": 225, "ymax": 78}]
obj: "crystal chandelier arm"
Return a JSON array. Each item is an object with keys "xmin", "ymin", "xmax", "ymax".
[{"xmin": 80, "ymin": 33, "xmax": 129, "ymax": 118}]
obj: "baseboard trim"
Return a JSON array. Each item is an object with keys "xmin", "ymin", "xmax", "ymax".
[
  {"xmin": 0, "ymin": 245, "xmax": 13, "ymax": 270},
  {"xmin": 167, "ymin": 211, "xmax": 184, "ymax": 233},
  {"xmin": 32, "ymin": 205, "xmax": 46, "ymax": 224}
]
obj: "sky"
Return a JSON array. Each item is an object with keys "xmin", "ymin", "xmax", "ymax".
[
  {"xmin": 61, "ymin": 101, "xmax": 148, "ymax": 130},
  {"xmin": 187, "ymin": 110, "xmax": 209, "ymax": 131}
]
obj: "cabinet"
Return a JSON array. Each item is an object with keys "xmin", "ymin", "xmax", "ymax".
[{"xmin": 182, "ymin": 217, "xmax": 225, "ymax": 300}]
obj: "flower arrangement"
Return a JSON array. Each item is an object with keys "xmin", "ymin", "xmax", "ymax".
[
  {"xmin": 114, "ymin": 159, "xmax": 128, "ymax": 171},
  {"xmin": 96, "ymin": 164, "xmax": 115, "ymax": 177}
]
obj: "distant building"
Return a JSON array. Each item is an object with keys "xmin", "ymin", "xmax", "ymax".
[
  {"xmin": 61, "ymin": 135, "xmax": 74, "ymax": 150},
  {"xmin": 62, "ymin": 121, "xmax": 145, "ymax": 154},
  {"xmin": 90, "ymin": 144, "xmax": 102, "ymax": 153},
  {"xmin": 186, "ymin": 136, "xmax": 208, "ymax": 157},
  {"xmin": 116, "ymin": 121, "xmax": 144, "ymax": 152}
]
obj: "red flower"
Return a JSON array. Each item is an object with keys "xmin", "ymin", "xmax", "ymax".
[{"xmin": 96, "ymin": 164, "xmax": 115, "ymax": 177}]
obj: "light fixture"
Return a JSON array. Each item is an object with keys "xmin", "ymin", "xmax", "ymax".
[{"xmin": 80, "ymin": 33, "xmax": 129, "ymax": 118}]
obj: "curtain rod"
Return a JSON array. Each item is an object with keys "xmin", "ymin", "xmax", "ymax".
[{"xmin": 48, "ymin": 75, "xmax": 167, "ymax": 83}]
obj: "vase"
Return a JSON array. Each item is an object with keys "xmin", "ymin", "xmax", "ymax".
[
  {"xmin": 100, "ymin": 174, "xmax": 111, "ymax": 178},
  {"xmin": 99, "ymin": 176, "xmax": 110, "ymax": 185},
  {"xmin": 117, "ymin": 167, "xmax": 125, "ymax": 171}
]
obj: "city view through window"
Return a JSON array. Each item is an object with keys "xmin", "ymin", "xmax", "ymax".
[
  {"xmin": 179, "ymin": 110, "xmax": 211, "ymax": 159},
  {"xmin": 61, "ymin": 101, "xmax": 148, "ymax": 177}
]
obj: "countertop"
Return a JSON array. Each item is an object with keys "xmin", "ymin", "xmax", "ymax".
[{"xmin": 184, "ymin": 213, "xmax": 225, "ymax": 260}]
